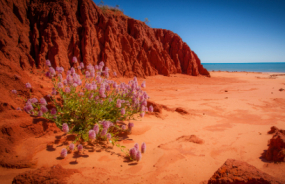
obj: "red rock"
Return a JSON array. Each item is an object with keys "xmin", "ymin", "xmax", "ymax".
[
  {"xmin": 0, "ymin": 0, "xmax": 209, "ymax": 78},
  {"xmin": 12, "ymin": 164, "xmax": 79, "ymax": 184},
  {"xmin": 263, "ymin": 127, "xmax": 285, "ymax": 162},
  {"xmin": 0, "ymin": 110, "xmax": 60, "ymax": 168},
  {"xmin": 208, "ymin": 159, "xmax": 284, "ymax": 184}
]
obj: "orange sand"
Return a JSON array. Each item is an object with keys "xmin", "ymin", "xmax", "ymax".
[{"xmin": 1, "ymin": 71, "xmax": 285, "ymax": 184}]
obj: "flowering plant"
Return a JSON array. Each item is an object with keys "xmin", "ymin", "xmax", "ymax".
[{"xmin": 12, "ymin": 58, "xmax": 153, "ymax": 161}]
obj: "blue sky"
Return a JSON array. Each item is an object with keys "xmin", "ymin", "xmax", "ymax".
[{"xmin": 93, "ymin": 0, "xmax": 285, "ymax": 63}]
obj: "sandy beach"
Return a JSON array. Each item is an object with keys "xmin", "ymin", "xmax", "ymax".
[{"xmin": 1, "ymin": 71, "xmax": 285, "ymax": 184}]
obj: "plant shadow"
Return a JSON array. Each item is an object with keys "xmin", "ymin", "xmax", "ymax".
[{"xmin": 46, "ymin": 144, "xmax": 56, "ymax": 151}]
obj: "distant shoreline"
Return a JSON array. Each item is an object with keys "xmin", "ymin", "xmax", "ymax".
[
  {"xmin": 203, "ymin": 62, "xmax": 285, "ymax": 73},
  {"xmin": 209, "ymin": 70, "xmax": 285, "ymax": 75}
]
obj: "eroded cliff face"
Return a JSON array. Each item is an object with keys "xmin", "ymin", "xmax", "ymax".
[{"xmin": 0, "ymin": 0, "xmax": 209, "ymax": 78}]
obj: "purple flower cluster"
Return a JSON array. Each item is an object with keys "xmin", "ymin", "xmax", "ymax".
[
  {"xmin": 13, "ymin": 59, "xmax": 153, "ymax": 163},
  {"xmin": 69, "ymin": 143, "xmax": 75, "ymax": 151},
  {"xmin": 77, "ymin": 144, "xmax": 83, "ymax": 152},
  {"xmin": 93, "ymin": 124, "xmax": 100, "ymax": 134},
  {"xmin": 56, "ymin": 67, "xmax": 64, "ymax": 74},
  {"xmin": 89, "ymin": 130, "xmax": 96, "ymax": 140},
  {"xmin": 72, "ymin": 56, "xmax": 77, "ymax": 63},
  {"xmin": 46, "ymin": 59, "xmax": 51, "ymax": 67},
  {"xmin": 129, "ymin": 142, "xmax": 144, "ymax": 161},
  {"xmin": 61, "ymin": 148, "xmax": 67, "ymax": 158},
  {"xmin": 141, "ymin": 142, "xmax": 146, "ymax": 153},
  {"xmin": 62, "ymin": 123, "xmax": 69, "ymax": 133},
  {"xmin": 25, "ymin": 83, "xmax": 32, "ymax": 89},
  {"xmin": 128, "ymin": 122, "xmax": 134, "ymax": 132}
]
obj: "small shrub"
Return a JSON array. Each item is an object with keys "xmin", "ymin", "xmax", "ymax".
[
  {"xmin": 12, "ymin": 57, "xmax": 152, "ymax": 162},
  {"xmin": 98, "ymin": 1, "xmax": 124, "ymax": 15}
]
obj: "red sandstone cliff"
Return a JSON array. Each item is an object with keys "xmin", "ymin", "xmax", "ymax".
[
  {"xmin": 0, "ymin": 0, "xmax": 209, "ymax": 78},
  {"xmin": 0, "ymin": 0, "xmax": 210, "ymax": 111}
]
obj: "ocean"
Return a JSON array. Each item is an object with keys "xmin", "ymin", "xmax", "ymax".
[{"xmin": 202, "ymin": 62, "xmax": 285, "ymax": 73}]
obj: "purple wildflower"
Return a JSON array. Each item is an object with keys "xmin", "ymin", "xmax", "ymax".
[
  {"xmin": 106, "ymin": 85, "xmax": 110, "ymax": 91},
  {"xmin": 72, "ymin": 56, "xmax": 77, "ymax": 63},
  {"xmin": 69, "ymin": 143, "xmax": 75, "ymax": 151},
  {"xmin": 85, "ymin": 83, "xmax": 92, "ymax": 90},
  {"xmin": 93, "ymin": 124, "xmax": 99, "ymax": 134},
  {"xmin": 63, "ymin": 79, "xmax": 67, "ymax": 86},
  {"xmin": 62, "ymin": 123, "xmax": 69, "ymax": 133},
  {"xmin": 38, "ymin": 110, "xmax": 43, "ymax": 117},
  {"xmin": 79, "ymin": 92, "xmax": 84, "ymax": 96},
  {"xmin": 128, "ymin": 122, "xmax": 134, "ymax": 131},
  {"xmin": 141, "ymin": 81, "xmax": 146, "ymax": 88},
  {"xmin": 56, "ymin": 66, "xmax": 61, "ymax": 72},
  {"xmin": 46, "ymin": 59, "xmax": 51, "ymax": 66},
  {"xmin": 99, "ymin": 88, "xmax": 106, "ymax": 98},
  {"xmin": 77, "ymin": 144, "xmax": 83, "ymax": 152},
  {"xmin": 39, "ymin": 98, "xmax": 47, "ymax": 105},
  {"xmin": 141, "ymin": 142, "xmax": 146, "ymax": 153},
  {"xmin": 25, "ymin": 83, "xmax": 31, "ymax": 88},
  {"xmin": 106, "ymin": 133, "xmax": 111, "ymax": 140},
  {"xmin": 16, "ymin": 107, "xmax": 21, "ymax": 111},
  {"xmin": 96, "ymin": 75, "xmax": 102, "ymax": 83},
  {"xmin": 89, "ymin": 130, "xmax": 96, "ymax": 140},
  {"xmin": 66, "ymin": 75, "xmax": 73, "ymax": 84},
  {"xmin": 116, "ymin": 99, "xmax": 121, "ymax": 108},
  {"xmin": 51, "ymin": 88, "xmax": 57, "ymax": 95},
  {"xmin": 45, "ymin": 71, "xmax": 51, "ymax": 79},
  {"xmin": 80, "ymin": 62, "xmax": 84, "ymax": 68},
  {"xmin": 49, "ymin": 67, "xmax": 56, "ymax": 76},
  {"xmin": 57, "ymin": 67, "xmax": 64, "ymax": 74},
  {"xmin": 136, "ymin": 151, "xmax": 142, "ymax": 162},
  {"xmin": 85, "ymin": 71, "xmax": 90, "ymax": 78},
  {"xmin": 102, "ymin": 121, "xmax": 112, "ymax": 129},
  {"xmin": 149, "ymin": 105, "xmax": 153, "ymax": 112},
  {"xmin": 65, "ymin": 87, "xmax": 71, "ymax": 93},
  {"xmin": 90, "ymin": 71, "xmax": 95, "ymax": 78},
  {"xmin": 134, "ymin": 143, "xmax": 139, "ymax": 151},
  {"xmin": 113, "ymin": 71, "xmax": 117, "ymax": 77},
  {"xmin": 40, "ymin": 105, "xmax": 48, "ymax": 113},
  {"xmin": 121, "ymin": 125, "xmax": 126, "ymax": 130},
  {"xmin": 24, "ymin": 103, "xmax": 33, "ymax": 112},
  {"xmin": 101, "ymin": 128, "xmax": 107, "ymax": 136},
  {"xmin": 70, "ymin": 67, "xmax": 75, "ymax": 74},
  {"xmin": 31, "ymin": 98, "xmax": 38, "ymax": 104},
  {"xmin": 61, "ymin": 148, "xmax": 67, "ymax": 158},
  {"xmin": 51, "ymin": 108, "xmax": 57, "ymax": 115},
  {"xmin": 99, "ymin": 61, "xmax": 104, "ymax": 67},
  {"xmin": 11, "ymin": 89, "xmax": 17, "ymax": 94},
  {"xmin": 142, "ymin": 100, "xmax": 147, "ymax": 107},
  {"xmin": 121, "ymin": 108, "xmax": 125, "ymax": 115},
  {"xmin": 129, "ymin": 147, "xmax": 137, "ymax": 160},
  {"xmin": 58, "ymin": 82, "xmax": 64, "ymax": 89}
]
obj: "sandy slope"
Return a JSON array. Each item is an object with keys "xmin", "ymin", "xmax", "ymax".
[{"xmin": 1, "ymin": 72, "xmax": 285, "ymax": 184}]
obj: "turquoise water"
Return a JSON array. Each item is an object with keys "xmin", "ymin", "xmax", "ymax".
[{"xmin": 202, "ymin": 62, "xmax": 285, "ymax": 73}]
